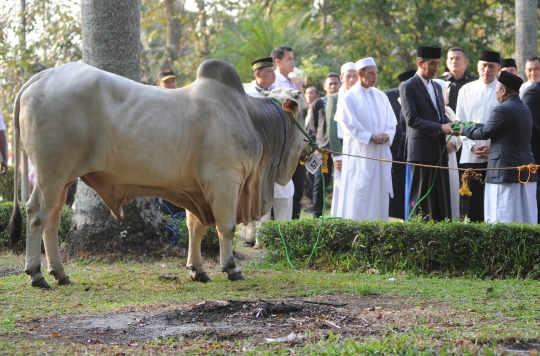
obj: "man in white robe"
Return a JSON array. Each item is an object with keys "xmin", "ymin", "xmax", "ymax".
[
  {"xmin": 326, "ymin": 62, "xmax": 358, "ymax": 217},
  {"xmin": 456, "ymin": 50, "xmax": 500, "ymax": 222},
  {"xmin": 335, "ymin": 57, "xmax": 397, "ymax": 220}
]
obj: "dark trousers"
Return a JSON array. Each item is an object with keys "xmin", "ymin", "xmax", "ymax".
[
  {"xmin": 408, "ymin": 163, "xmax": 451, "ymax": 221},
  {"xmin": 291, "ymin": 163, "xmax": 305, "ymax": 219},
  {"xmin": 461, "ymin": 162, "xmax": 487, "ymax": 222},
  {"xmin": 389, "ymin": 162, "xmax": 406, "ymax": 219},
  {"xmin": 312, "ymin": 157, "xmax": 333, "ymax": 218}
]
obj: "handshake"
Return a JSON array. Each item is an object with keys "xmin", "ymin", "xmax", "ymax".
[
  {"xmin": 441, "ymin": 121, "xmax": 472, "ymax": 136},
  {"xmin": 370, "ymin": 133, "xmax": 390, "ymax": 145}
]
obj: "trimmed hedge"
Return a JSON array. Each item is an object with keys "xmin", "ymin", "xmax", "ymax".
[{"xmin": 258, "ymin": 218, "xmax": 540, "ymax": 279}]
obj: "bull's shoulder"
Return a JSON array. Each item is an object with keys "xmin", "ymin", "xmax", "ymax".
[{"xmin": 196, "ymin": 59, "xmax": 245, "ymax": 94}]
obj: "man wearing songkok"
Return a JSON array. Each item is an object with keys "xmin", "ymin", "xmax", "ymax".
[
  {"xmin": 325, "ymin": 62, "xmax": 358, "ymax": 217},
  {"xmin": 385, "ymin": 69, "xmax": 415, "ymax": 219},
  {"xmin": 242, "ymin": 57, "xmax": 294, "ymax": 247},
  {"xmin": 244, "ymin": 57, "xmax": 276, "ymax": 95},
  {"xmin": 520, "ymin": 71, "xmax": 540, "ymax": 223},
  {"xmin": 455, "ymin": 50, "xmax": 500, "ymax": 222},
  {"xmin": 401, "ymin": 45, "xmax": 454, "ymax": 221},
  {"xmin": 500, "ymin": 58, "xmax": 519, "ymax": 76},
  {"xmin": 335, "ymin": 57, "xmax": 397, "ymax": 220},
  {"xmin": 306, "ymin": 73, "xmax": 341, "ymax": 218},
  {"xmin": 439, "ymin": 47, "xmax": 478, "ymax": 112},
  {"xmin": 156, "ymin": 69, "xmax": 177, "ymax": 89},
  {"xmin": 459, "ymin": 71, "xmax": 537, "ymax": 224},
  {"xmin": 520, "ymin": 57, "xmax": 540, "ymax": 98},
  {"xmin": 272, "ymin": 45, "xmax": 304, "ymax": 219}
]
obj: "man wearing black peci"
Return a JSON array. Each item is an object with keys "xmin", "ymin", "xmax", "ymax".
[{"xmin": 401, "ymin": 45, "xmax": 454, "ymax": 221}]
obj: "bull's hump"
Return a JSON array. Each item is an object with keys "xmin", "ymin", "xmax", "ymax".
[{"xmin": 196, "ymin": 59, "xmax": 245, "ymax": 94}]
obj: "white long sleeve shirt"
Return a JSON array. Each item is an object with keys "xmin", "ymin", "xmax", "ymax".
[{"xmin": 456, "ymin": 79, "xmax": 498, "ymax": 164}]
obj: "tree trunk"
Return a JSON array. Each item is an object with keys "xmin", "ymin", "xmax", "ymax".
[
  {"xmin": 515, "ymin": 0, "xmax": 538, "ymax": 80},
  {"xmin": 67, "ymin": 0, "xmax": 165, "ymax": 259},
  {"xmin": 197, "ymin": 1, "xmax": 209, "ymax": 57}
]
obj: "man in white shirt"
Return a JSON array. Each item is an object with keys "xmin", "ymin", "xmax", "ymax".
[
  {"xmin": 456, "ymin": 50, "xmax": 500, "ymax": 222},
  {"xmin": 335, "ymin": 57, "xmax": 397, "ymax": 221},
  {"xmin": 243, "ymin": 57, "xmax": 293, "ymax": 247},
  {"xmin": 272, "ymin": 46, "xmax": 304, "ymax": 219},
  {"xmin": 519, "ymin": 57, "xmax": 540, "ymax": 98}
]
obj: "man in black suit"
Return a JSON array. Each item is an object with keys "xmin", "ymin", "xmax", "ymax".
[
  {"xmin": 401, "ymin": 45, "xmax": 454, "ymax": 221},
  {"xmin": 385, "ymin": 69, "xmax": 416, "ymax": 219},
  {"xmin": 459, "ymin": 71, "xmax": 537, "ymax": 223},
  {"xmin": 520, "ymin": 75, "xmax": 540, "ymax": 222}
]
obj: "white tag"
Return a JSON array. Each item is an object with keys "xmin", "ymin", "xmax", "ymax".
[{"xmin": 305, "ymin": 154, "xmax": 322, "ymax": 174}]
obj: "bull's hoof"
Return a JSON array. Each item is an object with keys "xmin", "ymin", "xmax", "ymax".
[
  {"xmin": 31, "ymin": 277, "xmax": 52, "ymax": 289},
  {"xmin": 190, "ymin": 270, "xmax": 211, "ymax": 283},
  {"xmin": 56, "ymin": 276, "xmax": 73, "ymax": 286},
  {"xmin": 226, "ymin": 270, "xmax": 245, "ymax": 281}
]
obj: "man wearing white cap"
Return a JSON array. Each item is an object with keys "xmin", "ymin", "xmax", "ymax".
[
  {"xmin": 325, "ymin": 62, "xmax": 358, "ymax": 216},
  {"xmin": 334, "ymin": 57, "xmax": 397, "ymax": 221}
]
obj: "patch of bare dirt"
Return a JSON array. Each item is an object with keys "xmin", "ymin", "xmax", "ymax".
[{"xmin": 0, "ymin": 266, "xmax": 23, "ymax": 278}]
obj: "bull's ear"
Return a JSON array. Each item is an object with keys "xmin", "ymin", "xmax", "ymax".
[{"xmin": 282, "ymin": 97, "xmax": 299, "ymax": 114}]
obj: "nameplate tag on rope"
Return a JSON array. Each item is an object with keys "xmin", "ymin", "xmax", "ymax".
[{"xmin": 305, "ymin": 154, "xmax": 322, "ymax": 174}]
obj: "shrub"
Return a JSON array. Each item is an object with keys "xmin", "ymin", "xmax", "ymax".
[
  {"xmin": 258, "ymin": 218, "xmax": 540, "ymax": 279},
  {"xmin": 0, "ymin": 202, "xmax": 73, "ymax": 251}
]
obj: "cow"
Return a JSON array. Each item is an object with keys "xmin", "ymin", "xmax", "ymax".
[{"xmin": 9, "ymin": 59, "xmax": 307, "ymax": 289}]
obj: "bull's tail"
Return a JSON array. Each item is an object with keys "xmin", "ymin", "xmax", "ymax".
[{"xmin": 8, "ymin": 71, "xmax": 48, "ymax": 252}]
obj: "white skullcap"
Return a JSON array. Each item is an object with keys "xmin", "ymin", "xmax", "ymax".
[
  {"xmin": 355, "ymin": 57, "xmax": 376, "ymax": 70},
  {"xmin": 340, "ymin": 62, "xmax": 356, "ymax": 74}
]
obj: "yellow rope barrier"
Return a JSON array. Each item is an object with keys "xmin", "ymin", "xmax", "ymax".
[{"xmin": 314, "ymin": 148, "xmax": 540, "ymax": 196}]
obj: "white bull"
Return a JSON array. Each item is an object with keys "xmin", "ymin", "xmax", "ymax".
[{"xmin": 9, "ymin": 59, "xmax": 307, "ymax": 288}]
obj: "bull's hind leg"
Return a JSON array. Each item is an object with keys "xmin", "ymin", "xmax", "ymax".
[
  {"xmin": 43, "ymin": 184, "xmax": 72, "ymax": 285},
  {"xmin": 24, "ymin": 183, "xmax": 65, "ymax": 288},
  {"xmin": 186, "ymin": 211, "xmax": 210, "ymax": 282}
]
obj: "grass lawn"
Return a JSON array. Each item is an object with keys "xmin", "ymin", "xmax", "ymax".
[{"xmin": 1, "ymin": 247, "xmax": 540, "ymax": 355}]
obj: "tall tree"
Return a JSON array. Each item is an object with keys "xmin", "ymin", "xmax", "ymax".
[
  {"xmin": 515, "ymin": 0, "xmax": 539, "ymax": 80},
  {"xmin": 67, "ymin": 0, "xmax": 163, "ymax": 258}
]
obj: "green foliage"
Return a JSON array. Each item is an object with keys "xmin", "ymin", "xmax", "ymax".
[
  {"xmin": 298, "ymin": 54, "xmax": 331, "ymax": 89},
  {"xmin": 258, "ymin": 218, "xmax": 540, "ymax": 279},
  {"xmin": 0, "ymin": 201, "xmax": 73, "ymax": 251},
  {"xmin": 0, "ymin": 166, "xmax": 15, "ymax": 202},
  {"xmin": 161, "ymin": 213, "xmax": 223, "ymax": 253}
]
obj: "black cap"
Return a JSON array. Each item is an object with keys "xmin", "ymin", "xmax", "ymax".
[
  {"xmin": 251, "ymin": 57, "xmax": 274, "ymax": 71},
  {"xmin": 498, "ymin": 71, "xmax": 523, "ymax": 92},
  {"xmin": 397, "ymin": 70, "xmax": 416, "ymax": 82},
  {"xmin": 500, "ymin": 58, "xmax": 517, "ymax": 69},
  {"xmin": 479, "ymin": 51, "xmax": 501, "ymax": 64},
  {"xmin": 417, "ymin": 46, "xmax": 442, "ymax": 59},
  {"xmin": 157, "ymin": 69, "xmax": 175, "ymax": 82}
]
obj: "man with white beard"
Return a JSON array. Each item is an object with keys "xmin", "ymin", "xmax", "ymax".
[
  {"xmin": 335, "ymin": 57, "xmax": 397, "ymax": 220},
  {"xmin": 325, "ymin": 62, "xmax": 358, "ymax": 217}
]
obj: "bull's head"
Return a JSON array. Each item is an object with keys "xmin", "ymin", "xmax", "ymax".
[{"xmin": 265, "ymin": 88, "xmax": 308, "ymax": 185}]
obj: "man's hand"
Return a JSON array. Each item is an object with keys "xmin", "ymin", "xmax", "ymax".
[
  {"xmin": 370, "ymin": 133, "xmax": 390, "ymax": 145},
  {"xmin": 472, "ymin": 145, "xmax": 489, "ymax": 159},
  {"xmin": 440, "ymin": 123, "xmax": 454, "ymax": 135},
  {"xmin": 447, "ymin": 140, "xmax": 455, "ymax": 153},
  {"xmin": 290, "ymin": 77, "xmax": 304, "ymax": 94},
  {"xmin": 334, "ymin": 159, "xmax": 342, "ymax": 172}
]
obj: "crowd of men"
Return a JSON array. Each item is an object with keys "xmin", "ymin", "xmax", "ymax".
[{"xmin": 152, "ymin": 44, "xmax": 540, "ymax": 247}]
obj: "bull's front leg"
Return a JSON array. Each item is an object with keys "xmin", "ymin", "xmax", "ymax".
[
  {"xmin": 186, "ymin": 211, "xmax": 210, "ymax": 282},
  {"xmin": 216, "ymin": 222, "xmax": 244, "ymax": 281}
]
